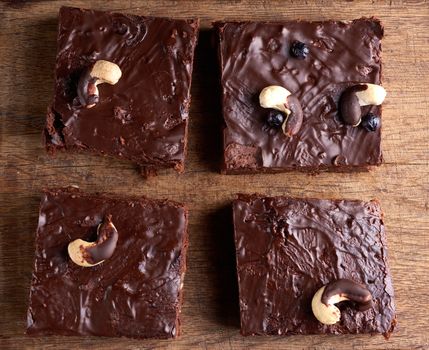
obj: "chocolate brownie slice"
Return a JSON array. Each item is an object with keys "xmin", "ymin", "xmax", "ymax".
[
  {"xmin": 216, "ymin": 19, "xmax": 384, "ymax": 173},
  {"xmin": 45, "ymin": 7, "xmax": 199, "ymax": 175},
  {"xmin": 232, "ymin": 194, "xmax": 396, "ymax": 337},
  {"xmin": 27, "ymin": 188, "xmax": 188, "ymax": 338}
]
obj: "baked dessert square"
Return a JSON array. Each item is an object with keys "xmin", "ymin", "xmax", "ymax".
[
  {"xmin": 216, "ymin": 19, "xmax": 385, "ymax": 174},
  {"xmin": 45, "ymin": 7, "xmax": 199, "ymax": 174},
  {"xmin": 232, "ymin": 194, "xmax": 396, "ymax": 337},
  {"xmin": 27, "ymin": 188, "xmax": 188, "ymax": 339}
]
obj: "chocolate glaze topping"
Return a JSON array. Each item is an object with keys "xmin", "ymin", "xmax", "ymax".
[
  {"xmin": 216, "ymin": 19, "xmax": 384, "ymax": 173},
  {"xmin": 45, "ymin": 7, "xmax": 199, "ymax": 172},
  {"xmin": 322, "ymin": 278, "xmax": 373, "ymax": 311},
  {"xmin": 27, "ymin": 188, "xmax": 188, "ymax": 339},
  {"xmin": 233, "ymin": 194, "xmax": 396, "ymax": 337}
]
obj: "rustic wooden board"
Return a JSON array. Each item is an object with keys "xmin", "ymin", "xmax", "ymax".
[{"xmin": 0, "ymin": 0, "xmax": 428, "ymax": 349}]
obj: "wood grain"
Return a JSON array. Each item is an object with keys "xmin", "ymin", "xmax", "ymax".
[{"xmin": 0, "ymin": 1, "xmax": 428, "ymax": 349}]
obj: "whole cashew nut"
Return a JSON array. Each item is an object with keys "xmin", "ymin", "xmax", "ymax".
[
  {"xmin": 259, "ymin": 85, "xmax": 303, "ymax": 136},
  {"xmin": 68, "ymin": 215, "xmax": 119, "ymax": 267},
  {"xmin": 77, "ymin": 60, "xmax": 122, "ymax": 108},
  {"xmin": 340, "ymin": 83, "xmax": 386, "ymax": 126},
  {"xmin": 311, "ymin": 279, "xmax": 372, "ymax": 325}
]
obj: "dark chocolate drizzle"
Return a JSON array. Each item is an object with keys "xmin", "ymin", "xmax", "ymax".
[
  {"xmin": 321, "ymin": 278, "xmax": 373, "ymax": 311},
  {"xmin": 216, "ymin": 19, "xmax": 384, "ymax": 172}
]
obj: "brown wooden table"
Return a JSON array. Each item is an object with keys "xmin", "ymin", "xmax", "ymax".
[{"xmin": 1, "ymin": 1, "xmax": 428, "ymax": 349}]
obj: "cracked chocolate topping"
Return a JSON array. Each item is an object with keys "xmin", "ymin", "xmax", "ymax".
[
  {"xmin": 45, "ymin": 7, "xmax": 199, "ymax": 172},
  {"xmin": 216, "ymin": 19, "xmax": 384, "ymax": 173},
  {"xmin": 232, "ymin": 194, "xmax": 396, "ymax": 337},
  {"xmin": 27, "ymin": 188, "xmax": 188, "ymax": 339}
]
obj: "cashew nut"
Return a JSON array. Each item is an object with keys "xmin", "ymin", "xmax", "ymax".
[
  {"xmin": 259, "ymin": 86, "xmax": 292, "ymax": 114},
  {"xmin": 311, "ymin": 279, "xmax": 372, "ymax": 325},
  {"xmin": 77, "ymin": 60, "xmax": 122, "ymax": 108},
  {"xmin": 355, "ymin": 83, "xmax": 386, "ymax": 106},
  {"xmin": 340, "ymin": 83, "xmax": 386, "ymax": 126},
  {"xmin": 311, "ymin": 285, "xmax": 347, "ymax": 325},
  {"xmin": 68, "ymin": 217, "xmax": 119, "ymax": 267},
  {"xmin": 259, "ymin": 85, "xmax": 303, "ymax": 136}
]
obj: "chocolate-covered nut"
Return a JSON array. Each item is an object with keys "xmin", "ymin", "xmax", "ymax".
[
  {"xmin": 312, "ymin": 279, "xmax": 372, "ymax": 325},
  {"xmin": 282, "ymin": 95, "xmax": 303, "ymax": 136},
  {"xmin": 339, "ymin": 85, "xmax": 368, "ymax": 126},
  {"xmin": 322, "ymin": 279, "xmax": 373, "ymax": 311},
  {"xmin": 77, "ymin": 60, "xmax": 122, "ymax": 108},
  {"xmin": 259, "ymin": 85, "xmax": 303, "ymax": 136},
  {"xmin": 68, "ymin": 215, "xmax": 119, "ymax": 267}
]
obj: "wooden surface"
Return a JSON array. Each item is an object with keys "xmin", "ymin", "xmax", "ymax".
[{"xmin": 1, "ymin": 0, "xmax": 428, "ymax": 349}]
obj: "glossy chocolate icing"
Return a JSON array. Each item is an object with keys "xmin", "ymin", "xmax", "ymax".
[
  {"xmin": 216, "ymin": 19, "xmax": 384, "ymax": 173},
  {"xmin": 27, "ymin": 188, "xmax": 188, "ymax": 339},
  {"xmin": 232, "ymin": 194, "xmax": 396, "ymax": 337},
  {"xmin": 45, "ymin": 7, "xmax": 199, "ymax": 172}
]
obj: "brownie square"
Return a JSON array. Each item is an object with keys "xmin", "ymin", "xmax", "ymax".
[
  {"xmin": 216, "ymin": 19, "xmax": 384, "ymax": 173},
  {"xmin": 232, "ymin": 194, "xmax": 396, "ymax": 337},
  {"xmin": 27, "ymin": 188, "xmax": 188, "ymax": 339},
  {"xmin": 45, "ymin": 7, "xmax": 199, "ymax": 174}
]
